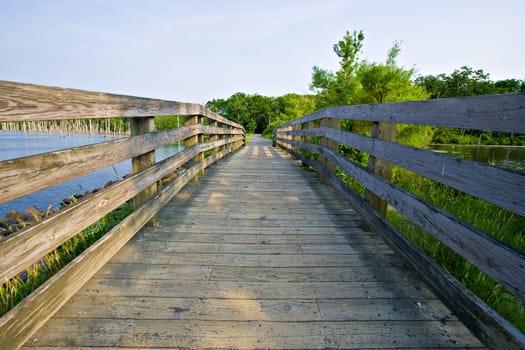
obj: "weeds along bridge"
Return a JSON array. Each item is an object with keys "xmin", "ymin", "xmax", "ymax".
[{"xmin": 0, "ymin": 81, "xmax": 524, "ymax": 349}]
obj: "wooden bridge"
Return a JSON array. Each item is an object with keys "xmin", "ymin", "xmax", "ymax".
[{"xmin": 0, "ymin": 81, "xmax": 524, "ymax": 349}]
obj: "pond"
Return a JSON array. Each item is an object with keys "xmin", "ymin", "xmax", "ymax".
[
  {"xmin": 0, "ymin": 132, "xmax": 182, "ymax": 218},
  {"xmin": 428, "ymin": 144, "xmax": 525, "ymax": 173}
]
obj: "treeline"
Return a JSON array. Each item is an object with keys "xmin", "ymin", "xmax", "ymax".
[
  {"xmin": 205, "ymin": 30, "xmax": 524, "ymax": 145},
  {"xmin": 206, "ymin": 93, "xmax": 316, "ymax": 136}
]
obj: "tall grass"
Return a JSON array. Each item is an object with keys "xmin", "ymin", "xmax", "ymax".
[
  {"xmin": 0, "ymin": 203, "xmax": 133, "ymax": 316},
  {"xmin": 389, "ymin": 167, "xmax": 525, "ymax": 332}
]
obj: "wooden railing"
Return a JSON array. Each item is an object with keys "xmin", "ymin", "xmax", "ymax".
[
  {"xmin": 0, "ymin": 81, "xmax": 245, "ymax": 349},
  {"xmin": 274, "ymin": 93, "xmax": 525, "ymax": 349}
]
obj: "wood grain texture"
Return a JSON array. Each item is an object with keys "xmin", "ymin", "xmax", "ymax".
[
  {"xmin": 0, "ymin": 80, "xmax": 244, "ymax": 130},
  {"xmin": 278, "ymin": 141, "xmax": 524, "ymax": 349},
  {"xmin": 22, "ymin": 136, "xmax": 482, "ymax": 350},
  {"xmin": 278, "ymin": 93, "xmax": 525, "ymax": 133}
]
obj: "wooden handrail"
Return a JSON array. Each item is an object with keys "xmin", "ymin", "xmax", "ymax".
[
  {"xmin": 0, "ymin": 80, "xmax": 245, "ymax": 350},
  {"xmin": 274, "ymin": 93, "xmax": 525, "ymax": 349}
]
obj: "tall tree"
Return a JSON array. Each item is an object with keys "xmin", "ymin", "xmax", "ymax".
[{"xmin": 310, "ymin": 30, "xmax": 365, "ymax": 107}]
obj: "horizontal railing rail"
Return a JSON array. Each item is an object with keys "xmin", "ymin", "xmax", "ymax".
[
  {"xmin": 274, "ymin": 93, "xmax": 525, "ymax": 350},
  {"xmin": 0, "ymin": 80, "xmax": 245, "ymax": 350}
]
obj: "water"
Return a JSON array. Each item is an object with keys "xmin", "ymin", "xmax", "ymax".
[
  {"xmin": 428, "ymin": 144, "xmax": 525, "ymax": 173},
  {"xmin": 0, "ymin": 132, "xmax": 182, "ymax": 217}
]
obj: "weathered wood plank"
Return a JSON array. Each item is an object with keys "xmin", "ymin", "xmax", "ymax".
[
  {"xmin": 55, "ymin": 295, "xmax": 454, "ymax": 322},
  {"xmin": 23, "ymin": 319, "xmax": 483, "ymax": 349},
  {"xmin": 132, "ymin": 231, "xmax": 382, "ymax": 245},
  {"xmin": 76, "ymin": 279, "xmax": 439, "ymax": 300},
  {"xmin": 278, "ymin": 93, "xmax": 525, "ymax": 133},
  {"xmin": 0, "ymin": 80, "xmax": 243, "ymax": 130},
  {"xmin": 109, "ymin": 251, "xmax": 402, "ymax": 268}
]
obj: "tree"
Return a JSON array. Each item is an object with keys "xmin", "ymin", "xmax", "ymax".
[
  {"xmin": 414, "ymin": 66, "xmax": 524, "ymax": 98},
  {"xmin": 207, "ymin": 93, "xmax": 315, "ymax": 135},
  {"xmin": 262, "ymin": 94, "xmax": 316, "ymax": 137},
  {"xmin": 357, "ymin": 41, "xmax": 427, "ymax": 104},
  {"xmin": 310, "ymin": 30, "xmax": 365, "ymax": 108}
]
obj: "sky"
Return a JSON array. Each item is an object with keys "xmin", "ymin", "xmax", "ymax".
[{"xmin": 1, "ymin": 0, "xmax": 523, "ymax": 104}]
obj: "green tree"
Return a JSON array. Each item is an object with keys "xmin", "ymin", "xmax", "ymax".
[
  {"xmin": 262, "ymin": 94, "xmax": 316, "ymax": 137},
  {"xmin": 414, "ymin": 66, "xmax": 524, "ymax": 98},
  {"xmin": 310, "ymin": 30, "xmax": 365, "ymax": 108},
  {"xmin": 357, "ymin": 41, "xmax": 427, "ymax": 104}
]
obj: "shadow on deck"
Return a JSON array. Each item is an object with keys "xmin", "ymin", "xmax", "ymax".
[{"xmin": 23, "ymin": 136, "xmax": 483, "ymax": 349}]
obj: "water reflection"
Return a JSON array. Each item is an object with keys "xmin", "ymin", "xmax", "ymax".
[{"xmin": 428, "ymin": 144, "xmax": 525, "ymax": 173}]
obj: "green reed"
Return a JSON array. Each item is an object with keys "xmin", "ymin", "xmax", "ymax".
[{"xmin": 0, "ymin": 203, "xmax": 133, "ymax": 317}]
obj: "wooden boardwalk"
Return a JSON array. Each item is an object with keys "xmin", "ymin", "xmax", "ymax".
[{"xmin": 23, "ymin": 136, "xmax": 483, "ymax": 349}]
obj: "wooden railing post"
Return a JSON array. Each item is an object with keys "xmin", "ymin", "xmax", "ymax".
[
  {"xmin": 210, "ymin": 121, "xmax": 219, "ymax": 155},
  {"xmin": 130, "ymin": 116, "xmax": 158, "ymax": 226},
  {"xmin": 365, "ymin": 122, "xmax": 396, "ymax": 217},
  {"xmin": 319, "ymin": 118, "xmax": 341, "ymax": 178},
  {"xmin": 185, "ymin": 115, "xmax": 204, "ymax": 181},
  {"xmin": 292, "ymin": 124, "xmax": 301, "ymax": 157}
]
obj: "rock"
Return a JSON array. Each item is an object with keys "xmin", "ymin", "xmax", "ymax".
[
  {"xmin": 104, "ymin": 180, "xmax": 114, "ymax": 187},
  {"xmin": 23, "ymin": 206, "xmax": 43, "ymax": 222},
  {"xmin": 3, "ymin": 210, "xmax": 22, "ymax": 226}
]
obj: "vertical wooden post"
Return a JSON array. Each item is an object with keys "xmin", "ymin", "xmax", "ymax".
[
  {"xmin": 292, "ymin": 124, "xmax": 301, "ymax": 157},
  {"xmin": 185, "ymin": 115, "xmax": 204, "ymax": 181},
  {"xmin": 365, "ymin": 122, "xmax": 396, "ymax": 218},
  {"xmin": 306, "ymin": 121, "xmax": 314, "ymax": 145},
  {"xmin": 130, "ymin": 117, "xmax": 157, "ymax": 224},
  {"xmin": 210, "ymin": 121, "xmax": 219, "ymax": 155},
  {"xmin": 318, "ymin": 118, "xmax": 341, "ymax": 179}
]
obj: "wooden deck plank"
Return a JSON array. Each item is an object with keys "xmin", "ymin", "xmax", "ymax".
[
  {"xmin": 22, "ymin": 135, "xmax": 483, "ymax": 349},
  {"xmin": 24, "ymin": 319, "xmax": 482, "ymax": 349}
]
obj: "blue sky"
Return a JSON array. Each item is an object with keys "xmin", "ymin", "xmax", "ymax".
[{"xmin": 1, "ymin": 0, "xmax": 523, "ymax": 104}]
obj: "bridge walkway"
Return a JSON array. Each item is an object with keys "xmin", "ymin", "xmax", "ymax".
[{"xmin": 22, "ymin": 135, "xmax": 483, "ymax": 349}]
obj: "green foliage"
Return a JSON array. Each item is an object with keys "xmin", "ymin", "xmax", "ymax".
[
  {"xmin": 396, "ymin": 124, "xmax": 436, "ymax": 148},
  {"xmin": 207, "ymin": 93, "xmax": 316, "ymax": 136},
  {"xmin": 415, "ymin": 66, "xmax": 525, "ymax": 99},
  {"xmin": 310, "ymin": 30, "xmax": 365, "ymax": 108},
  {"xmin": 154, "ymin": 115, "xmax": 185, "ymax": 131},
  {"xmin": 0, "ymin": 203, "xmax": 134, "ymax": 316}
]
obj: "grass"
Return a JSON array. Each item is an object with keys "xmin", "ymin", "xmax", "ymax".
[
  {"xmin": 0, "ymin": 203, "xmax": 134, "ymax": 317},
  {"xmin": 389, "ymin": 168, "xmax": 525, "ymax": 333}
]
